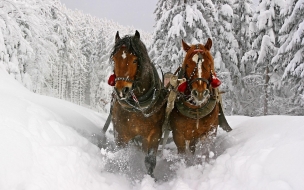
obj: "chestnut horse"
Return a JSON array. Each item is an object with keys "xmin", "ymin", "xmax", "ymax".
[
  {"xmin": 170, "ymin": 38, "xmax": 231, "ymax": 156},
  {"xmin": 109, "ymin": 31, "xmax": 166, "ymax": 177}
]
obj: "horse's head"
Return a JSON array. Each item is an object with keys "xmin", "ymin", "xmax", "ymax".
[
  {"xmin": 181, "ymin": 38, "xmax": 214, "ymax": 106},
  {"xmin": 110, "ymin": 30, "xmax": 142, "ymax": 99}
]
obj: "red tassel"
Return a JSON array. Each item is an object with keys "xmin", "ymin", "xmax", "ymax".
[
  {"xmin": 178, "ymin": 81, "xmax": 187, "ymax": 93},
  {"xmin": 211, "ymin": 75, "xmax": 221, "ymax": 88},
  {"xmin": 108, "ymin": 74, "xmax": 116, "ymax": 86}
]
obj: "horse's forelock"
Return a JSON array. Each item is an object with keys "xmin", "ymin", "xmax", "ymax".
[{"xmin": 110, "ymin": 35, "xmax": 148, "ymax": 66}]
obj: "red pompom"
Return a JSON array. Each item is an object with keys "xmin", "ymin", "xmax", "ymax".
[
  {"xmin": 178, "ymin": 81, "xmax": 187, "ymax": 93},
  {"xmin": 211, "ymin": 75, "xmax": 221, "ymax": 88},
  {"xmin": 108, "ymin": 74, "xmax": 116, "ymax": 86}
]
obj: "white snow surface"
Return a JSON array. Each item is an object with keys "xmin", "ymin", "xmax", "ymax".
[{"xmin": 1, "ymin": 66, "xmax": 304, "ymax": 190}]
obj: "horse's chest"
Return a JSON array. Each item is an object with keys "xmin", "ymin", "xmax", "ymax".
[
  {"xmin": 112, "ymin": 102, "xmax": 164, "ymax": 132},
  {"xmin": 171, "ymin": 107, "xmax": 218, "ymax": 139},
  {"xmin": 184, "ymin": 122, "xmax": 212, "ymax": 138}
]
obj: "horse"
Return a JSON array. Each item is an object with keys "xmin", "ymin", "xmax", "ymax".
[
  {"xmin": 169, "ymin": 38, "xmax": 231, "ymax": 157},
  {"xmin": 107, "ymin": 30, "xmax": 167, "ymax": 177}
]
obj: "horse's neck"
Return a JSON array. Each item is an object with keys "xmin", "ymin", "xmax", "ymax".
[
  {"xmin": 135, "ymin": 65, "xmax": 155, "ymax": 97},
  {"xmin": 137, "ymin": 73, "xmax": 152, "ymax": 95}
]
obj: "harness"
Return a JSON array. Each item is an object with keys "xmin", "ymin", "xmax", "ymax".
[
  {"xmin": 103, "ymin": 63, "xmax": 168, "ymax": 133},
  {"xmin": 159, "ymin": 43, "xmax": 232, "ymax": 151},
  {"xmin": 175, "ymin": 91, "xmax": 218, "ymax": 119},
  {"xmin": 114, "ymin": 64, "xmax": 167, "ymax": 117}
]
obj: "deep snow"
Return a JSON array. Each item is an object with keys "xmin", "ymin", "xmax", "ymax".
[{"xmin": 1, "ymin": 66, "xmax": 304, "ymax": 190}]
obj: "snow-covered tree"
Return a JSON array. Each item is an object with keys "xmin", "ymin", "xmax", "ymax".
[
  {"xmin": 242, "ymin": 0, "xmax": 285, "ymax": 115},
  {"xmin": 1, "ymin": 0, "xmax": 152, "ymax": 111},
  {"xmin": 211, "ymin": 0, "xmax": 241, "ymax": 114},
  {"xmin": 272, "ymin": 0, "xmax": 304, "ymax": 115},
  {"xmin": 150, "ymin": 0, "xmax": 215, "ymax": 73},
  {"xmin": 0, "ymin": 0, "xmax": 34, "ymax": 82},
  {"xmin": 90, "ymin": 29, "xmax": 109, "ymax": 112},
  {"xmin": 212, "ymin": 0, "xmax": 239, "ymax": 74},
  {"xmin": 0, "ymin": 0, "xmax": 61, "ymax": 93},
  {"xmin": 233, "ymin": 0, "xmax": 253, "ymax": 75}
]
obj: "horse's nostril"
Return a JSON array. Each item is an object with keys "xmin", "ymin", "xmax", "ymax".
[
  {"xmin": 203, "ymin": 89, "xmax": 210, "ymax": 97},
  {"xmin": 191, "ymin": 90, "xmax": 198, "ymax": 97},
  {"xmin": 122, "ymin": 87, "xmax": 130, "ymax": 95}
]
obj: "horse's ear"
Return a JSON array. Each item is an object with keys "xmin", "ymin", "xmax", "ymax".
[
  {"xmin": 115, "ymin": 31, "xmax": 120, "ymax": 43},
  {"xmin": 182, "ymin": 39, "xmax": 190, "ymax": 52},
  {"xmin": 205, "ymin": 38, "xmax": 212, "ymax": 50},
  {"xmin": 135, "ymin": 30, "xmax": 140, "ymax": 39}
]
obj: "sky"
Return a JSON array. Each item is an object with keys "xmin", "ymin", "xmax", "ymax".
[
  {"xmin": 1, "ymin": 66, "xmax": 304, "ymax": 189},
  {"xmin": 60, "ymin": 0, "xmax": 260, "ymax": 33},
  {"xmin": 60, "ymin": 0, "xmax": 158, "ymax": 32}
]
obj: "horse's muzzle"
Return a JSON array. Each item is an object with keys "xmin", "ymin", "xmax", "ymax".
[
  {"xmin": 191, "ymin": 89, "xmax": 210, "ymax": 105},
  {"xmin": 115, "ymin": 86, "xmax": 131, "ymax": 99}
]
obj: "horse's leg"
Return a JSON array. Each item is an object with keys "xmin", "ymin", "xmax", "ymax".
[
  {"xmin": 115, "ymin": 133, "xmax": 129, "ymax": 149},
  {"xmin": 207, "ymin": 126, "xmax": 218, "ymax": 159},
  {"xmin": 200, "ymin": 126, "xmax": 217, "ymax": 162},
  {"xmin": 144, "ymin": 148, "xmax": 156, "ymax": 177},
  {"xmin": 142, "ymin": 133, "xmax": 160, "ymax": 177},
  {"xmin": 189, "ymin": 138, "xmax": 198, "ymax": 154},
  {"xmin": 172, "ymin": 131, "xmax": 186, "ymax": 154}
]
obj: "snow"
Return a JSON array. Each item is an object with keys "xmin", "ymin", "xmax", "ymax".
[
  {"xmin": 168, "ymin": 14, "xmax": 186, "ymax": 37},
  {"xmin": 257, "ymin": 10, "xmax": 271, "ymax": 30},
  {"xmin": 1, "ymin": 66, "xmax": 304, "ymax": 190},
  {"xmin": 220, "ymin": 4, "xmax": 233, "ymax": 18},
  {"xmin": 258, "ymin": 35, "xmax": 276, "ymax": 64}
]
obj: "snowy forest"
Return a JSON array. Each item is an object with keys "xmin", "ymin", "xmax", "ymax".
[{"xmin": 0, "ymin": 0, "xmax": 303, "ymax": 116}]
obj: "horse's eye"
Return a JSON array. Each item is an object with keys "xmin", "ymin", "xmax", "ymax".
[{"xmin": 133, "ymin": 59, "xmax": 138, "ymax": 64}]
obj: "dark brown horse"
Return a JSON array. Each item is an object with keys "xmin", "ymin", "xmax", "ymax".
[
  {"xmin": 109, "ymin": 31, "xmax": 166, "ymax": 177},
  {"xmin": 170, "ymin": 38, "xmax": 231, "ymax": 156}
]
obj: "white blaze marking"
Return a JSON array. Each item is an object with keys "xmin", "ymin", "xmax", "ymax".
[
  {"xmin": 192, "ymin": 54, "xmax": 204, "ymax": 85},
  {"xmin": 192, "ymin": 54, "xmax": 198, "ymax": 63},
  {"xmin": 122, "ymin": 51, "xmax": 126, "ymax": 59},
  {"xmin": 197, "ymin": 59, "xmax": 203, "ymax": 83}
]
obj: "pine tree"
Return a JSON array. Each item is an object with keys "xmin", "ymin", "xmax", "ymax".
[
  {"xmin": 272, "ymin": 0, "xmax": 304, "ymax": 115},
  {"xmin": 150, "ymin": 0, "xmax": 215, "ymax": 73},
  {"xmin": 78, "ymin": 14, "xmax": 98, "ymax": 105},
  {"xmin": 242, "ymin": 0, "xmax": 285, "ymax": 115},
  {"xmin": 211, "ymin": 0, "xmax": 241, "ymax": 115},
  {"xmin": 1, "ymin": 0, "xmax": 152, "ymax": 112},
  {"xmin": 0, "ymin": 0, "xmax": 33, "ymax": 82},
  {"xmin": 225, "ymin": 0, "xmax": 254, "ymax": 115},
  {"xmin": 233, "ymin": 0, "xmax": 253, "ymax": 75},
  {"xmin": 90, "ymin": 29, "xmax": 111, "ymax": 112}
]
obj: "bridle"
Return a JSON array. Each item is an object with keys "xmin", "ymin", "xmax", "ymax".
[
  {"xmin": 114, "ymin": 76, "xmax": 135, "ymax": 83},
  {"xmin": 180, "ymin": 44, "xmax": 213, "ymax": 92},
  {"xmin": 112, "ymin": 44, "xmax": 166, "ymax": 117},
  {"xmin": 175, "ymin": 44, "xmax": 218, "ymax": 119}
]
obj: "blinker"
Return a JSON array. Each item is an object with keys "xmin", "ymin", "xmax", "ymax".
[{"xmin": 108, "ymin": 74, "xmax": 116, "ymax": 86}]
